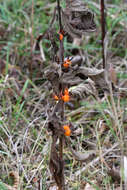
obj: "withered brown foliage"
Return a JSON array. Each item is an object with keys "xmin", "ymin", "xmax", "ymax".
[{"xmin": 40, "ymin": 0, "xmax": 97, "ymax": 189}]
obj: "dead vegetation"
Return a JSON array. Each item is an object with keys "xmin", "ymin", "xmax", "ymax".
[{"xmin": 0, "ymin": 0, "xmax": 127, "ymax": 189}]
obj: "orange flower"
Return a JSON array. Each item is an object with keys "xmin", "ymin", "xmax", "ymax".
[
  {"xmin": 62, "ymin": 94, "xmax": 70, "ymax": 102},
  {"xmin": 54, "ymin": 94, "xmax": 59, "ymax": 100},
  {"xmin": 63, "ymin": 125, "xmax": 71, "ymax": 136},
  {"xmin": 53, "ymin": 88, "xmax": 70, "ymax": 102},
  {"xmin": 59, "ymin": 33, "xmax": 63, "ymax": 41},
  {"xmin": 61, "ymin": 88, "xmax": 70, "ymax": 102},
  {"xmin": 64, "ymin": 88, "xmax": 69, "ymax": 95},
  {"xmin": 63, "ymin": 59, "xmax": 72, "ymax": 68}
]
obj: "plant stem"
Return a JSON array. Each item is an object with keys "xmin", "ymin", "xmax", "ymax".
[
  {"xmin": 100, "ymin": 0, "xmax": 106, "ymax": 69},
  {"xmin": 29, "ymin": 0, "xmax": 34, "ymax": 79},
  {"xmin": 57, "ymin": 0, "xmax": 65, "ymax": 189},
  {"xmin": 57, "ymin": 0, "xmax": 62, "ymax": 31},
  {"xmin": 57, "ymin": 0, "xmax": 64, "ymax": 65}
]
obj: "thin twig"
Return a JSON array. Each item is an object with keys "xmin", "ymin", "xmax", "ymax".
[
  {"xmin": 29, "ymin": 0, "xmax": 34, "ymax": 79},
  {"xmin": 100, "ymin": 0, "xmax": 106, "ymax": 69},
  {"xmin": 57, "ymin": 0, "xmax": 64, "ymax": 65},
  {"xmin": 57, "ymin": 0, "xmax": 62, "ymax": 31}
]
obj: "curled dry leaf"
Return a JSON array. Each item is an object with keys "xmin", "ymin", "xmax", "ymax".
[
  {"xmin": 65, "ymin": 0, "xmax": 88, "ymax": 12},
  {"xmin": 45, "ymin": 59, "xmax": 116, "ymax": 101},
  {"xmin": 62, "ymin": 73, "xmax": 83, "ymax": 86},
  {"xmin": 70, "ymin": 55, "xmax": 83, "ymax": 66},
  {"xmin": 66, "ymin": 138, "xmax": 96, "ymax": 161},
  {"xmin": 70, "ymin": 148, "xmax": 96, "ymax": 162},
  {"xmin": 62, "ymin": 0, "xmax": 96, "ymax": 38},
  {"xmin": 69, "ymin": 79, "xmax": 97, "ymax": 99},
  {"xmin": 76, "ymin": 67, "xmax": 110, "ymax": 92}
]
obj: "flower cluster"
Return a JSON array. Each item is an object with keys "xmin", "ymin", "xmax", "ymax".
[
  {"xmin": 63, "ymin": 58, "xmax": 72, "ymax": 68},
  {"xmin": 54, "ymin": 88, "xmax": 70, "ymax": 102},
  {"xmin": 63, "ymin": 125, "xmax": 71, "ymax": 136}
]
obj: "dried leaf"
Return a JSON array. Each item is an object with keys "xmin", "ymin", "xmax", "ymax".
[
  {"xmin": 66, "ymin": 138, "xmax": 96, "ymax": 161},
  {"xmin": 65, "ymin": 0, "xmax": 88, "ymax": 12},
  {"xmin": 71, "ymin": 55, "xmax": 83, "ymax": 66},
  {"xmin": 62, "ymin": 10, "xmax": 96, "ymax": 39},
  {"xmin": 49, "ymin": 136, "xmax": 64, "ymax": 189},
  {"xmin": 62, "ymin": 0, "xmax": 96, "ymax": 38},
  {"xmin": 44, "ymin": 64, "xmax": 61, "ymax": 94},
  {"xmin": 69, "ymin": 79, "xmax": 97, "ymax": 99},
  {"xmin": 76, "ymin": 67, "xmax": 109, "ymax": 92},
  {"xmin": 62, "ymin": 73, "xmax": 83, "ymax": 86},
  {"xmin": 62, "ymin": 10, "xmax": 81, "ymax": 38},
  {"xmin": 70, "ymin": 148, "xmax": 95, "ymax": 162},
  {"xmin": 76, "ymin": 67, "xmax": 104, "ymax": 77}
]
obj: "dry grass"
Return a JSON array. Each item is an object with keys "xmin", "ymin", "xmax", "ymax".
[{"xmin": 0, "ymin": 0, "xmax": 127, "ymax": 189}]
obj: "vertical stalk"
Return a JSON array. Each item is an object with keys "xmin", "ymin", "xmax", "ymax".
[
  {"xmin": 29, "ymin": 0, "xmax": 34, "ymax": 79},
  {"xmin": 57, "ymin": 0, "xmax": 64, "ymax": 65},
  {"xmin": 100, "ymin": 0, "xmax": 106, "ymax": 69},
  {"xmin": 59, "ymin": 134, "xmax": 64, "ymax": 190},
  {"xmin": 57, "ymin": 0, "xmax": 65, "ymax": 189},
  {"xmin": 57, "ymin": 0, "xmax": 62, "ymax": 31}
]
